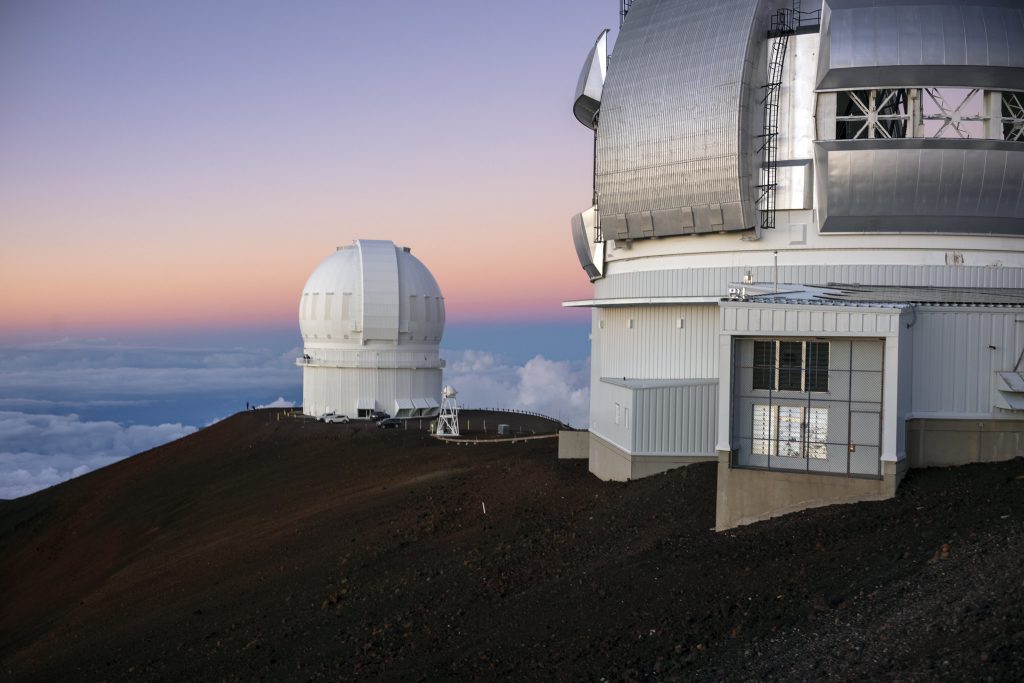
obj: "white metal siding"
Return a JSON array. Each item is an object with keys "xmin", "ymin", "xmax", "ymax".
[
  {"xmin": 596, "ymin": 304, "xmax": 719, "ymax": 379},
  {"xmin": 302, "ymin": 366, "xmax": 441, "ymax": 418},
  {"xmin": 911, "ymin": 308, "xmax": 1024, "ymax": 417},
  {"xmin": 632, "ymin": 381, "xmax": 717, "ymax": 455},
  {"xmin": 595, "ymin": 265, "xmax": 1024, "ymax": 299}
]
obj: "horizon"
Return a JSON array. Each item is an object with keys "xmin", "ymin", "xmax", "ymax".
[{"xmin": 0, "ymin": 0, "xmax": 614, "ymax": 498}]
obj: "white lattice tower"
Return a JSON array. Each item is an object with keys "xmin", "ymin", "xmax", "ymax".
[{"xmin": 436, "ymin": 385, "xmax": 460, "ymax": 436}]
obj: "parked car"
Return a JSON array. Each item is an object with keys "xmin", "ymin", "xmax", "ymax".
[
  {"xmin": 369, "ymin": 411, "xmax": 390, "ymax": 422},
  {"xmin": 319, "ymin": 412, "xmax": 350, "ymax": 424},
  {"xmin": 377, "ymin": 418, "xmax": 402, "ymax": 429}
]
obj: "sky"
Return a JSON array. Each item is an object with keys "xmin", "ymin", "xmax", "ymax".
[
  {"xmin": 0, "ymin": 1, "xmax": 616, "ymax": 498},
  {"xmin": 0, "ymin": 0, "xmax": 613, "ymax": 335}
]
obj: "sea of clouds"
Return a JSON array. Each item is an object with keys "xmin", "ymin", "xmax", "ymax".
[{"xmin": 0, "ymin": 338, "xmax": 589, "ymax": 499}]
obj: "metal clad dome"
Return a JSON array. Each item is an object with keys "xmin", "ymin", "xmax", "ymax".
[
  {"xmin": 299, "ymin": 240, "xmax": 444, "ymax": 346},
  {"xmin": 595, "ymin": 0, "xmax": 766, "ymax": 239}
]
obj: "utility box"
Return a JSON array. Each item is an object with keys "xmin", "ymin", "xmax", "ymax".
[{"xmin": 497, "ymin": 424, "xmax": 510, "ymax": 435}]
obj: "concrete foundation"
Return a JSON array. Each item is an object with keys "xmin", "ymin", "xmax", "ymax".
[
  {"xmin": 714, "ymin": 451, "xmax": 908, "ymax": 530},
  {"xmin": 588, "ymin": 432, "xmax": 716, "ymax": 481},
  {"xmin": 907, "ymin": 419, "xmax": 1024, "ymax": 468},
  {"xmin": 557, "ymin": 431, "xmax": 590, "ymax": 459}
]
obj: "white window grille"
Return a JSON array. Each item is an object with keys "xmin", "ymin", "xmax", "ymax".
[{"xmin": 752, "ymin": 404, "xmax": 829, "ymax": 459}]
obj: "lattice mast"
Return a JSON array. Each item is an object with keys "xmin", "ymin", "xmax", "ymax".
[{"xmin": 436, "ymin": 385, "xmax": 460, "ymax": 436}]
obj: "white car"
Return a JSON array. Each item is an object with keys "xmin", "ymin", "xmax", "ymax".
[{"xmin": 319, "ymin": 412, "xmax": 350, "ymax": 424}]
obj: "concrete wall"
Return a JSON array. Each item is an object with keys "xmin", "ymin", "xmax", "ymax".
[
  {"xmin": 715, "ymin": 450, "xmax": 906, "ymax": 530},
  {"xmin": 588, "ymin": 432, "xmax": 716, "ymax": 482},
  {"xmin": 557, "ymin": 431, "xmax": 589, "ymax": 460},
  {"xmin": 906, "ymin": 419, "xmax": 1024, "ymax": 468}
]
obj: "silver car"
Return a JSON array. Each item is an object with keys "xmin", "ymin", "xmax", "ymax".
[{"xmin": 319, "ymin": 412, "xmax": 350, "ymax": 424}]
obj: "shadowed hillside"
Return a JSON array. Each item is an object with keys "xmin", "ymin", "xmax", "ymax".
[{"xmin": 1, "ymin": 410, "xmax": 1022, "ymax": 681}]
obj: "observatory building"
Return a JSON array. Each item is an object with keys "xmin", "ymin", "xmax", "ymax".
[
  {"xmin": 297, "ymin": 239, "xmax": 444, "ymax": 420},
  {"xmin": 566, "ymin": 0, "xmax": 1024, "ymax": 528}
]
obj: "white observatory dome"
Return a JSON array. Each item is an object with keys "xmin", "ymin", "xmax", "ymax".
[
  {"xmin": 299, "ymin": 239, "xmax": 444, "ymax": 347},
  {"xmin": 297, "ymin": 239, "xmax": 446, "ymax": 421}
]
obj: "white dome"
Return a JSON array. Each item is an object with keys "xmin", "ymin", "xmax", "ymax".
[{"xmin": 299, "ymin": 240, "xmax": 444, "ymax": 347}]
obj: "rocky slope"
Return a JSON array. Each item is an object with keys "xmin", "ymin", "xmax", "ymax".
[{"xmin": 1, "ymin": 410, "xmax": 1021, "ymax": 681}]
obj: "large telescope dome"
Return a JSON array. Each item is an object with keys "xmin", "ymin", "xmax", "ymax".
[
  {"xmin": 299, "ymin": 240, "xmax": 444, "ymax": 347},
  {"xmin": 297, "ymin": 239, "xmax": 445, "ymax": 420}
]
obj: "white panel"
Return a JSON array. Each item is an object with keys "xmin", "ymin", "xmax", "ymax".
[
  {"xmin": 595, "ymin": 265, "xmax": 1024, "ymax": 300},
  {"xmin": 358, "ymin": 240, "xmax": 400, "ymax": 342},
  {"xmin": 596, "ymin": 304, "xmax": 719, "ymax": 381},
  {"xmin": 911, "ymin": 308, "xmax": 1024, "ymax": 418}
]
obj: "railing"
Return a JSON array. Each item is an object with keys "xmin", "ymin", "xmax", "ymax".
[
  {"xmin": 464, "ymin": 406, "xmax": 575, "ymax": 431},
  {"xmin": 769, "ymin": 7, "xmax": 821, "ymax": 36}
]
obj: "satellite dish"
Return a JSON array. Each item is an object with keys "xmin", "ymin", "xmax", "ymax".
[{"xmin": 442, "ymin": 385, "xmax": 457, "ymax": 398}]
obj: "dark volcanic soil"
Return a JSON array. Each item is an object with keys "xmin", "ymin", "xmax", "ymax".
[{"xmin": 1, "ymin": 409, "xmax": 1022, "ymax": 681}]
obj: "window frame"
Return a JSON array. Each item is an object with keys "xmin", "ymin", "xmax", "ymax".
[{"xmin": 752, "ymin": 339, "xmax": 830, "ymax": 393}]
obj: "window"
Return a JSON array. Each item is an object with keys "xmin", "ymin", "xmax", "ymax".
[
  {"xmin": 753, "ymin": 340, "xmax": 776, "ymax": 391},
  {"xmin": 826, "ymin": 88, "xmax": 1024, "ymax": 142},
  {"xmin": 836, "ymin": 89, "xmax": 910, "ymax": 139},
  {"xmin": 752, "ymin": 340, "xmax": 829, "ymax": 392},
  {"xmin": 752, "ymin": 404, "xmax": 828, "ymax": 460},
  {"xmin": 1004, "ymin": 92, "xmax": 1024, "ymax": 142}
]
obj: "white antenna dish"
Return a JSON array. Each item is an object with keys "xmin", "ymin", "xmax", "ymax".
[{"xmin": 442, "ymin": 385, "xmax": 458, "ymax": 398}]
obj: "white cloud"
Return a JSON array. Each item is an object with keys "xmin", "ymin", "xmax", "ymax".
[
  {"xmin": 0, "ymin": 411, "xmax": 197, "ymax": 499},
  {"xmin": 258, "ymin": 397, "xmax": 295, "ymax": 408},
  {"xmin": 443, "ymin": 351, "xmax": 590, "ymax": 427}
]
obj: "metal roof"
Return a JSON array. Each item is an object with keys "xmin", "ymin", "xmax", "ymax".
[{"xmin": 732, "ymin": 282, "xmax": 1024, "ymax": 306}]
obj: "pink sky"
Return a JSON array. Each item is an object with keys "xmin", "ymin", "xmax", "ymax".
[{"xmin": 0, "ymin": 2, "xmax": 608, "ymax": 336}]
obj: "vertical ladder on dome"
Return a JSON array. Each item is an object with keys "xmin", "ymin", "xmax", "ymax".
[
  {"xmin": 620, "ymin": 0, "xmax": 633, "ymax": 26},
  {"xmin": 757, "ymin": 8, "xmax": 795, "ymax": 232}
]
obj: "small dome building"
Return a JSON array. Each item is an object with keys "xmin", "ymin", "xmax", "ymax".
[{"xmin": 297, "ymin": 239, "xmax": 445, "ymax": 419}]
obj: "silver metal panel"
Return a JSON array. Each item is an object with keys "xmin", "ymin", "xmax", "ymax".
[
  {"xmin": 596, "ymin": 0, "xmax": 764, "ymax": 238},
  {"xmin": 816, "ymin": 140, "xmax": 1024, "ymax": 234},
  {"xmin": 573, "ymin": 30, "xmax": 609, "ymax": 129},
  {"xmin": 817, "ymin": 0, "xmax": 1024, "ymax": 90},
  {"xmin": 570, "ymin": 208, "xmax": 604, "ymax": 281}
]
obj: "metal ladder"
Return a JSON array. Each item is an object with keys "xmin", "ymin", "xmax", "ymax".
[{"xmin": 756, "ymin": 9, "xmax": 794, "ymax": 231}]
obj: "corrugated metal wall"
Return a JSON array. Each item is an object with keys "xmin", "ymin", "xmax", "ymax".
[
  {"xmin": 631, "ymin": 381, "xmax": 718, "ymax": 455},
  {"xmin": 911, "ymin": 307, "xmax": 1024, "ymax": 417},
  {"xmin": 302, "ymin": 366, "xmax": 441, "ymax": 418},
  {"xmin": 595, "ymin": 265, "xmax": 1024, "ymax": 299},
  {"xmin": 597, "ymin": 304, "xmax": 720, "ymax": 379}
]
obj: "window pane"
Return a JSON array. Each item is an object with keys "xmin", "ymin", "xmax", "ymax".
[
  {"xmin": 753, "ymin": 340, "xmax": 775, "ymax": 390},
  {"xmin": 752, "ymin": 404, "xmax": 776, "ymax": 456},
  {"xmin": 807, "ymin": 407, "xmax": 828, "ymax": 459},
  {"xmin": 777, "ymin": 406, "xmax": 803, "ymax": 457},
  {"xmin": 778, "ymin": 341, "xmax": 803, "ymax": 391},
  {"xmin": 806, "ymin": 341, "xmax": 829, "ymax": 392}
]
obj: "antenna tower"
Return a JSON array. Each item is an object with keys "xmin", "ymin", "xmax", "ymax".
[{"xmin": 436, "ymin": 385, "xmax": 460, "ymax": 436}]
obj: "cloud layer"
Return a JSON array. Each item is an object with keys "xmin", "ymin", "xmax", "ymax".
[
  {"xmin": 0, "ymin": 338, "xmax": 589, "ymax": 499},
  {"xmin": 443, "ymin": 350, "xmax": 589, "ymax": 427},
  {"xmin": 0, "ymin": 411, "xmax": 196, "ymax": 499}
]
